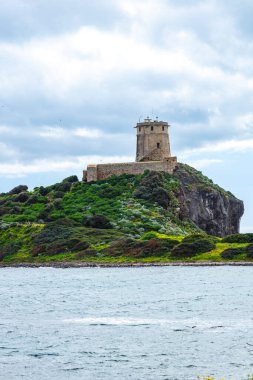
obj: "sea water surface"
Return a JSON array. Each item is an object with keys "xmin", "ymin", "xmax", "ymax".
[{"xmin": 0, "ymin": 267, "xmax": 252, "ymax": 380}]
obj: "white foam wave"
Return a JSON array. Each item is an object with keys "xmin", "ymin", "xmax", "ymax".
[
  {"xmin": 63, "ymin": 317, "xmax": 253, "ymax": 330},
  {"xmin": 63, "ymin": 317, "xmax": 161, "ymax": 326}
]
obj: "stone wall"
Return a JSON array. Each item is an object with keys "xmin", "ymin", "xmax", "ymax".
[{"xmin": 83, "ymin": 157, "xmax": 177, "ymax": 182}]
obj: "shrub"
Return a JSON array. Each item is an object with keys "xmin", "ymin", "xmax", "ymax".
[
  {"xmin": 72, "ymin": 241, "xmax": 89, "ymax": 251},
  {"xmin": 12, "ymin": 206, "xmax": 22, "ymax": 214},
  {"xmin": 54, "ymin": 191, "xmax": 65, "ymax": 199},
  {"xmin": 54, "ymin": 218, "xmax": 79, "ymax": 227},
  {"xmin": 53, "ymin": 199, "xmax": 63, "ymax": 209},
  {"xmin": 222, "ymin": 233, "xmax": 253, "ymax": 243},
  {"xmin": 246, "ymin": 244, "xmax": 253, "ymax": 259},
  {"xmin": 37, "ymin": 186, "xmax": 49, "ymax": 196},
  {"xmin": 140, "ymin": 238, "xmax": 179, "ymax": 257},
  {"xmin": 8, "ymin": 185, "xmax": 28, "ymax": 195},
  {"xmin": 134, "ymin": 172, "xmax": 169, "ymax": 208},
  {"xmin": 37, "ymin": 211, "xmax": 50, "ymax": 222},
  {"xmin": 26, "ymin": 194, "xmax": 40, "ymax": 205},
  {"xmin": 62, "ymin": 175, "xmax": 79, "ymax": 183},
  {"xmin": 102, "ymin": 237, "xmax": 178, "ymax": 258},
  {"xmin": 0, "ymin": 242, "xmax": 22, "ymax": 260},
  {"xmin": 102, "ymin": 238, "xmax": 138, "ymax": 257},
  {"xmin": 171, "ymin": 239, "xmax": 215, "ymax": 258},
  {"xmin": 33, "ymin": 222, "xmax": 72, "ymax": 245},
  {"xmin": 75, "ymin": 249, "xmax": 97, "ymax": 259},
  {"xmin": 52, "ymin": 182, "xmax": 72, "ymax": 193},
  {"xmin": 83, "ymin": 215, "xmax": 112, "ymax": 229},
  {"xmin": 0, "ymin": 206, "xmax": 10, "ymax": 216},
  {"xmin": 183, "ymin": 233, "xmax": 219, "ymax": 244},
  {"xmin": 14, "ymin": 192, "xmax": 29, "ymax": 203},
  {"xmin": 221, "ymin": 247, "xmax": 245, "ymax": 260},
  {"xmin": 97, "ymin": 186, "xmax": 121, "ymax": 198},
  {"xmin": 141, "ymin": 231, "xmax": 160, "ymax": 240}
]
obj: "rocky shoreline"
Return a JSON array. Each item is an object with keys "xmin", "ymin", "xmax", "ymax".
[{"xmin": 0, "ymin": 261, "xmax": 253, "ymax": 268}]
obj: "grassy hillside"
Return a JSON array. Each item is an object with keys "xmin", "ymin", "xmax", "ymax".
[{"xmin": 0, "ymin": 171, "xmax": 251, "ymax": 264}]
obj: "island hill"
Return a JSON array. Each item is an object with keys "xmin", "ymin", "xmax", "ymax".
[{"xmin": 0, "ymin": 118, "xmax": 252, "ymax": 266}]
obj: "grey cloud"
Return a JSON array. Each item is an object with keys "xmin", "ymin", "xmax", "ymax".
[
  {"xmin": 0, "ymin": 0, "xmax": 123, "ymax": 41},
  {"xmin": 0, "ymin": 124, "xmax": 135, "ymax": 164}
]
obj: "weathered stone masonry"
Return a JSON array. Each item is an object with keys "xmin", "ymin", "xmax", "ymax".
[{"xmin": 83, "ymin": 118, "xmax": 177, "ymax": 182}]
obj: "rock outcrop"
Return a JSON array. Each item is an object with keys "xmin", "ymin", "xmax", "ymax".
[{"xmin": 173, "ymin": 163, "xmax": 244, "ymax": 237}]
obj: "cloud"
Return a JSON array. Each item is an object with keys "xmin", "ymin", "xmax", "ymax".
[
  {"xmin": 181, "ymin": 138, "xmax": 253, "ymax": 157},
  {"xmin": 0, "ymin": 155, "xmax": 134, "ymax": 177},
  {"xmin": 73, "ymin": 128, "xmax": 103, "ymax": 139},
  {"xmin": 187, "ymin": 159, "xmax": 223, "ymax": 169},
  {"xmin": 38, "ymin": 126, "xmax": 103, "ymax": 139},
  {"xmin": 0, "ymin": 142, "xmax": 17, "ymax": 159},
  {"xmin": 0, "ymin": 0, "xmax": 122, "ymax": 41}
]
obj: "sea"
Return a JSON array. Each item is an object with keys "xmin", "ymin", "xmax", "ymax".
[{"xmin": 0, "ymin": 266, "xmax": 252, "ymax": 380}]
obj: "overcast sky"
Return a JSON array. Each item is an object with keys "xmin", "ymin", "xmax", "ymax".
[{"xmin": 0, "ymin": 0, "xmax": 252, "ymax": 231}]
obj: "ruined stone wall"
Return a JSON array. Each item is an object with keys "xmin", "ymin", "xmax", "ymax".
[{"xmin": 84, "ymin": 158, "xmax": 177, "ymax": 182}]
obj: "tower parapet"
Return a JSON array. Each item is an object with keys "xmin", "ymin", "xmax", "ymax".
[{"xmin": 135, "ymin": 117, "xmax": 171, "ymax": 162}]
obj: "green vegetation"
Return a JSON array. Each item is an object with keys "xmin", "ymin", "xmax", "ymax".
[
  {"xmin": 177, "ymin": 163, "xmax": 235, "ymax": 197},
  {"xmin": 222, "ymin": 233, "xmax": 253, "ymax": 243},
  {"xmin": 0, "ymin": 172, "xmax": 251, "ymax": 265},
  {"xmin": 171, "ymin": 238, "xmax": 216, "ymax": 258}
]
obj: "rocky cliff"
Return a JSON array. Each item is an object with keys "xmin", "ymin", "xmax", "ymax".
[{"xmin": 173, "ymin": 163, "xmax": 244, "ymax": 237}]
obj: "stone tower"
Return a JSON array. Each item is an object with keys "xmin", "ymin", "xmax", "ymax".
[
  {"xmin": 83, "ymin": 117, "xmax": 177, "ymax": 182},
  {"xmin": 135, "ymin": 117, "xmax": 171, "ymax": 162}
]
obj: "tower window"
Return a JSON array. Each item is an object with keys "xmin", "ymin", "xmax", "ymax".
[
  {"xmin": 151, "ymin": 126, "xmax": 153, "ymax": 131},
  {"xmin": 157, "ymin": 143, "xmax": 160, "ymax": 148},
  {"xmin": 162, "ymin": 126, "xmax": 164, "ymax": 131},
  {"xmin": 139, "ymin": 127, "xmax": 141, "ymax": 132}
]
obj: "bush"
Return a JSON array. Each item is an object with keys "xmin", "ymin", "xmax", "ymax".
[
  {"xmin": 26, "ymin": 194, "xmax": 40, "ymax": 205},
  {"xmin": 222, "ymin": 233, "xmax": 253, "ymax": 243},
  {"xmin": 72, "ymin": 241, "xmax": 89, "ymax": 251},
  {"xmin": 97, "ymin": 186, "xmax": 121, "ymax": 198},
  {"xmin": 140, "ymin": 238, "xmax": 179, "ymax": 257},
  {"xmin": 171, "ymin": 239, "xmax": 215, "ymax": 258},
  {"xmin": 52, "ymin": 182, "xmax": 72, "ymax": 193},
  {"xmin": 134, "ymin": 171, "xmax": 169, "ymax": 208},
  {"xmin": 53, "ymin": 199, "xmax": 63, "ymax": 209},
  {"xmin": 54, "ymin": 191, "xmax": 65, "ymax": 199},
  {"xmin": 102, "ymin": 238, "xmax": 140, "ymax": 257},
  {"xmin": 8, "ymin": 185, "xmax": 28, "ymax": 195},
  {"xmin": 141, "ymin": 231, "xmax": 160, "ymax": 240},
  {"xmin": 62, "ymin": 175, "xmax": 79, "ymax": 183},
  {"xmin": 221, "ymin": 247, "xmax": 245, "ymax": 260},
  {"xmin": 83, "ymin": 215, "xmax": 112, "ymax": 229},
  {"xmin": 246, "ymin": 244, "xmax": 253, "ymax": 258},
  {"xmin": 102, "ymin": 237, "xmax": 178, "ymax": 258},
  {"xmin": 14, "ymin": 192, "xmax": 29, "ymax": 203},
  {"xmin": 37, "ymin": 210, "xmax": 50, "ymax": 222},
  {"xmin": 0, "ymin": 242, "xmax": 22, "ymax": 260},
  {"xmin": 0, "ymin": 206, "xmax": 10, "ymax": 216},
  {"xmin": 183, "ymin": 234, "xmax": 219, "ymax": 244},
  {"xmin": 12, "ymin": 206, "xmax": 22, "ymax": 214},
  {"xmin": 37, "ymin": 186, "xmax": 49, "ymax": 196},
  {"xmin": 75, "ymin": 249, "xmax": 97, "ymax": 259}
]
